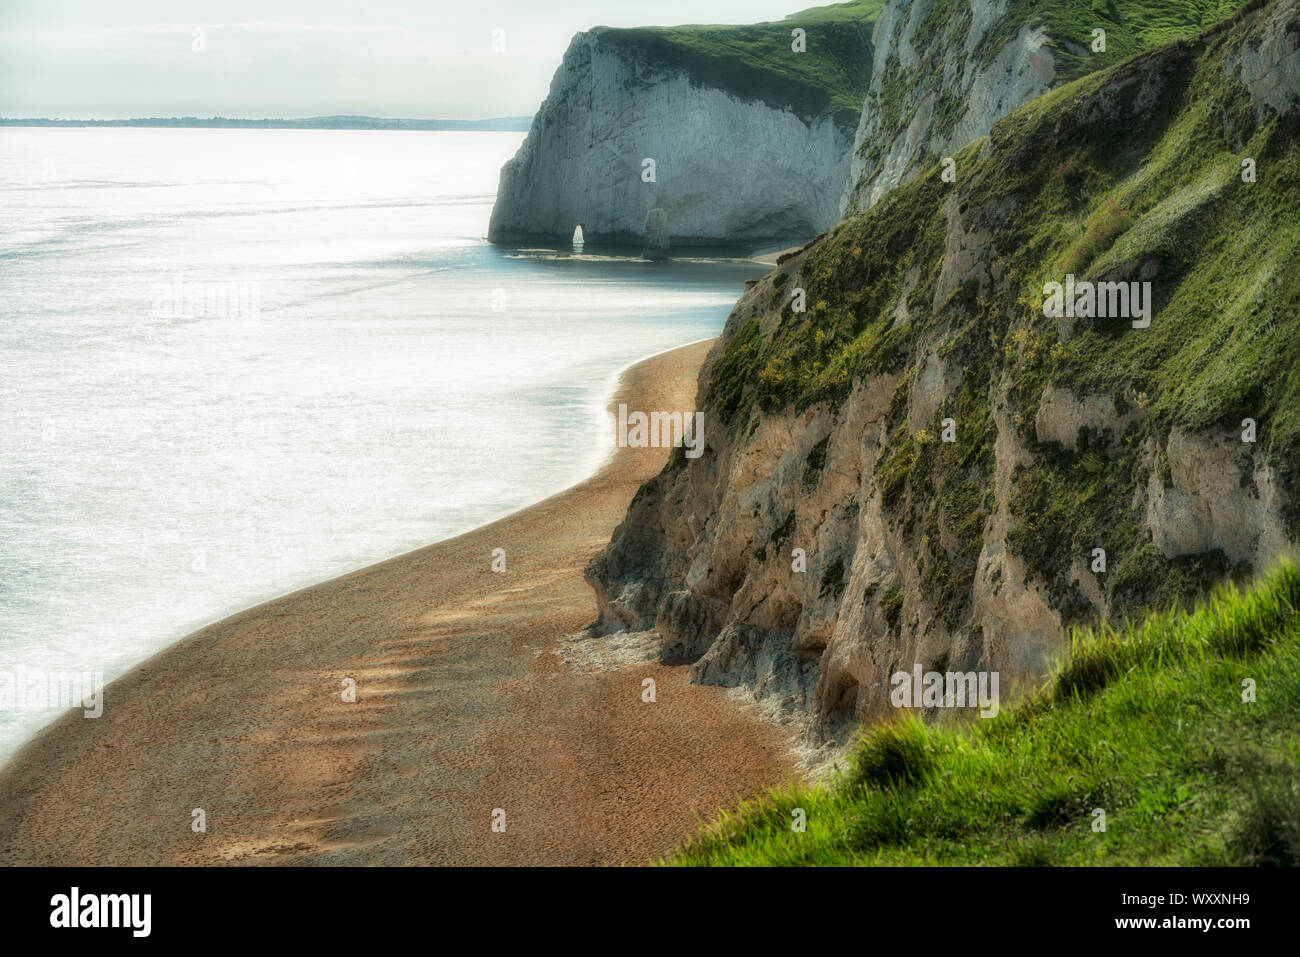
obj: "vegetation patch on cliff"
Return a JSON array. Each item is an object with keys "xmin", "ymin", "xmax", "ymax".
[
  {"xmin": 670, "ymin": 560, "xmax": 1300, "ymax": 865},
  {"xmin": 592, "ymin": 1, "xmax": 881, "ymax": 126},
  {"xmin": 851, "ymin": 0, "xmax": 1247, "ymax": 205},
  {"xmin": 978, "ymin": 0, "xmax": 1244, "ymax": 83}
]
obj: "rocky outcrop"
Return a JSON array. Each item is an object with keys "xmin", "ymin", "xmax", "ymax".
[
  {"xmin": 488, "ymin": 20, "xmax": 872, "ymax": 248},
  {"xmin": 837, "ymin": 0, "xmax": 1249, "ymax": 216},
  {"xmin": 1145, "ymin": 428, "xmax": 1290, "ymax": 565},
  {"xmin": 1235, "ymin": 0, "xmax": 1300, "ymax": 116},
  {"xmin": 841, "ymin": 0, "xmax": 1058, "ymax": 215},
  {"xmin": 642, "ymin": 208, "xmax": 670, "ymax": 259},
  {"xmin": 586, "ymin": 0, "xmax": 1300, "ymax": 765}
]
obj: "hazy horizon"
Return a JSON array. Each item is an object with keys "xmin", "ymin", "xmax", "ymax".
[
  {"xmin": 0, "ymin": 113, "xmax": 534, "ymax": 123},
  {"xmin": 0, "ymin": 0, "xmax": 809, "ymax": 121}
]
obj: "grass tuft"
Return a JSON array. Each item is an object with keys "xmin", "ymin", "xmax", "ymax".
[{"xmin": 847, "ymin": 717, "xmax": 934, "ymax": 788}]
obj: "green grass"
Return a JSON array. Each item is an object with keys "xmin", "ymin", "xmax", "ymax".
[
  {"xmin": 590, "ymin": 1, "xmax": 881, "ymax": 126},
  {"xmin": 669, "ymin": 559, "xmax": 1300, "ymax": 865},
  {"xmin": 985, "ymin": 0, "xmax": 1245, "ymax": 83}
]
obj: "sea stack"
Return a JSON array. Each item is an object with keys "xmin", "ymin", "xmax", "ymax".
[{"xmin": 641, "ymin": 209, "xmax": 669, "ymax": 260}]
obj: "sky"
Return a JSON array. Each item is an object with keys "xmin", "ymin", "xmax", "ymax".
[{"xmin": 0, "ymin": 0, "xmax": 810, "ymax": 119}]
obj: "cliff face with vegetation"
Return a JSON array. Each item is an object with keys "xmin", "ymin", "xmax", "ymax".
[
  {"xmin": 488, "ymin": 3, "xmax": 880, "ymax": 247},
  {"xmin": 841, "ymin": 0, "xmax": 1244, "ymax": 214},
  {"xmin": 587, "ymin": 0, "xmax": 1300, "ymax": 760}
]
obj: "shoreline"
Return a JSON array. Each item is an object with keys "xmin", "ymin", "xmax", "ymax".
[
  {"xmin": 750, "ymin": 244, "xmax": 802, "ymax": 265},
  {"xmin": 0, "ymin": 334, "xmax": 721, "ymax": 768},
  {"xmin": 0, "ymin": 338, "xmax": 798, "ymax": 866}
]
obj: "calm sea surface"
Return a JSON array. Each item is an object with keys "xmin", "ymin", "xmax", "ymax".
[{"xmin": 0, "ymin": 128, "xmax": 765, "ymax": 760}]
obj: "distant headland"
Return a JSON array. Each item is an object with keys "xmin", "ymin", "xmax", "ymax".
[{"xmin": 0, "ymin": 115, "xmax": 532, "ymax": 131}]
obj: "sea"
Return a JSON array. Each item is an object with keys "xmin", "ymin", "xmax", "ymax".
[{"xmin": 0, "ymin": 127, "xmax": 766, "ymax": 762}]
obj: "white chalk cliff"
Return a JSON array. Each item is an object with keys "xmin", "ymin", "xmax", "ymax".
[{"xmin": 488, "ymin": 29, "xmax": 864, "ymax": 247}]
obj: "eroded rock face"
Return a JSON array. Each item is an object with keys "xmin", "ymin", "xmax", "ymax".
[
  {"xmin": 1145, "ymin": 428, "xmax": 1289, "ymax": 566},
  {"xmin": 1035, "ymin": 388, "xmax": 1139, "ymax": 451},
  {"xmin": 1236, "ymin": 0, "xmax": 1300, "ymax": 118},
  {"xmin": 487, "ymin": 31, "xmax": 860, "ymax": 247},
  {"xmin": 841, "ymin": 0, "xmax": 1056, "ymax": 215},
  {"xmin": 588, "ymin": 250, "xmax": 1291, "ymax": 768}
]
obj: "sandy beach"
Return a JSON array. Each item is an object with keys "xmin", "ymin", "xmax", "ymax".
[
  {"xmin": 0, "ymin": 339, "xmax": 796, "ymax": 866},
  {"xmin": 752, "ymin": 245, "xmax": 802, "ymax": 265}
]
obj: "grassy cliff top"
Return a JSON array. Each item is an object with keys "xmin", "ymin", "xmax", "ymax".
[
  {"xmin": 672, "ymin": 560, "xmax": 1300, "ymax": 865},
  {"xmin": 589, "ymin": 1, "xmax": 881, "ymax": 126},
  {"xmin": 990, "ymin": 0, "xmax": 1245, "ymax": 84}
]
